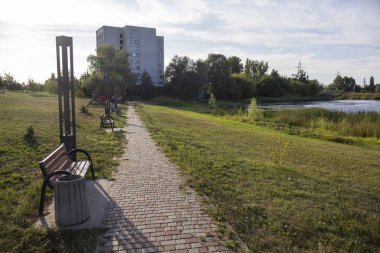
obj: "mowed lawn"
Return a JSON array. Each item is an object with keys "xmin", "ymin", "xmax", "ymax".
[
  {"xmin": 137, "ymin": 104, "xmax": 380, "ymax": 252},
  {"xmin": 0, "ymin": 91, "xmax": 125, "ymax": 252}
]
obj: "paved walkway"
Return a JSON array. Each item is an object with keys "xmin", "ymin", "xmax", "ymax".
[{"xmin": 100, "ymin": 106, "xmax": 229, "ymax": 253}]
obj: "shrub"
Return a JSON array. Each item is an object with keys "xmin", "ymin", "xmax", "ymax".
[
  {"xmin": 24, "ymin": 126, "xmax": 36, "ymax": 144},
  {"xmin": 248, "ymin": 97, "xmax": 263, "ymax": 121}
]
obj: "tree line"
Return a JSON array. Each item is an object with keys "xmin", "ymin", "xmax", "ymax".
[{"xmin": 1, "ymin": 45, "xmax": 379, "ymax": 99}]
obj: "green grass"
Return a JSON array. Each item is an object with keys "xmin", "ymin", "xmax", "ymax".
[
  {"xmin": 136, "ymin": 103, "xmax": 380, "ymax": 252},
  {"xmin": 0, "ymin": 91, "xmax": 125, "ymax": 252},
  {"xmin": 334, "ymin": 92, "xmax": 380, "ymax": 100}
]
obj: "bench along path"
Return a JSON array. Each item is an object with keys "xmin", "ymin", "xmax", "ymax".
[{"xmin": 100, "ymin": 106, "xmax": 229, "ymax": 253}]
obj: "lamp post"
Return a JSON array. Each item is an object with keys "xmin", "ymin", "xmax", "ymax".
[
  {"xmin": 56, "ymin": 36, "xmax": 76, "ymax": 151},
  {"xmin": 98, "ymin": 57, "xmax": 111, "ymax": 116}
]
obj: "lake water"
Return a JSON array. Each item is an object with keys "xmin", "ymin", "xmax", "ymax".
[{"xmin": 258, "ymin": 100, "xmax": 380, "ymax": 112}]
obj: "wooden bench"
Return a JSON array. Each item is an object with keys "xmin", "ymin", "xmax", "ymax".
[
  {"xmin": 38, "ymin": 144, "xmax": 95, "ymax": 216},
  {"xmin": 99, "ymin": 114, "xmax": 114, "ymax": 131}
]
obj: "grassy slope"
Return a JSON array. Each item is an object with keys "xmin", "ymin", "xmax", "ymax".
[
  {"xmin": 0, "ymin": 91, "xmax": 125, "ymax": 252},
  {"xmin": 136, "ymin": 104, "xmax": 380, "ymax": 252}
]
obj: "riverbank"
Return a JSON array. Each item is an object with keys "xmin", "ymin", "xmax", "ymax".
[
  {"xmin": 255, "ymin": 92, "xmax": 380, "ymax": 104},
  {"xmin": 333, "ymin": 92, "xmax": 380, "ymax": 100}
]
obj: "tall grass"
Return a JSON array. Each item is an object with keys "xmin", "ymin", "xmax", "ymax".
[
  {"xmin": 259, "ymin": 108, "xmax": 380, "ymax": 138},
  {"xmin": 148, "ymin": 97, "xmax": 380, "ymax": 140}
]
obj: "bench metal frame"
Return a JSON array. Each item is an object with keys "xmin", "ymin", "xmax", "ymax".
[{"xmin": 38, "ymin": 144, "xmax": 95, "ymax": 216}]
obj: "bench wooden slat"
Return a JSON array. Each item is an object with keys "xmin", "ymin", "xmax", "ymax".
[
  {"xmin": 44, "ymin": 156, "xmax": 71, "ymax": 175},
  {"xmin": 40, "ymin": 144, "xmax": 67, "ymax": 165},
  {"xmin": 68, "ymin": 161, "xmax": 89, "ymax": 176}
]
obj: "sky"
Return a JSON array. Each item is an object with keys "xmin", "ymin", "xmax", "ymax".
[{"xmin": 1, "ymin": 0, "xmax": 379, "ymax": 85}]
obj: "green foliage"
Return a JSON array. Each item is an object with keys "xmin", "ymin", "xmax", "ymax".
[
  {"xmin": 85, "ymin": 44, "xmax": 135, "ymax": 98},
  {"xmin": 244, "ymin": 58, "xmax": 268, "ymax": 77},
  {"xmin": 369, "ymin": 76, "xmax": 375, "ymax": 92},
  {"xmin": 334, "ymin": 91, "xmax": 380, "ymax": 100},
  {"xmin": 0, "ymin": 74, "xmax": 4, "ymax": 91},
  {"xmin": 81, "ymin": 72, "xmax": 103, "ymax": 97},
  {"xmin": 258, "ymin": 108, "xmax": 380, "ymax": 139},
  {"xmin": 206, "ymin": 54, "xmax": 231, "ymax": 99},
  {"xmin": 44, "ymin": 74, "xmax": 58, "ymax": 95},
  {"xmin": 228, "ymin": 56, "xmax": 243, "ymax": 74},
  {"xmin": 329, "ymin": 74, "xmax": 357, "ymax": 92},
  {"xmin": 165, "ymin": 55, "xmax": 207, "ymax": 100},
  {"xmin": 208, "ymin": 93, "xmax": 217, "ymax": 107},
  {"xmin": 2, "ymin": 72, "xmax": 22, "ymax": 90},
  {"xmin": 24, "ymin": 125, "xmax": 37, "ymax": 144},
  {"xmin": 76, "ymin": 89, "xmax": 84, "ymax": 98},
  {"xmin": 137, "ymin": 104, "xmax": 380, "ymax": 252},
  {"xmin": 267, "ymin": 135, "xmax": 289, "ymax": 165},
  {"xmin": 0, "ymin": 92, "xmax": 125, "ymax": 252},
  {"xmin": 27, "ymin": 79, "xmax": 43, "ymax": 94},
  {"xmin": 247, "ymin": 97, "xmax": 262, "ymax": 121}
]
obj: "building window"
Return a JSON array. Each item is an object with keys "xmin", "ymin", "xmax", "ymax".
[
  {"xmin": 131, "ymin": 53, "xmax": 139, "ymax": 57},
  {"xmin": 131, "ymin": 40, "xmax": 140, "ymax": 44},
  {"xmin": 130, "ymin": 46, "xmax": 140, "ymax": 51},
  {"xmin": 131, "ymin": 66, "xmax": 140, "ymax": 70},
  {"xmin": 120, "ymin": 34, "xmax": 123, "ymax": 38},
  {"xmin": 120, "ymin": 40, "xmax": 123, "ymax": 44},
  {"xmin": 120, "ymin": 46, "xmax": 123, "ymax": 50}
]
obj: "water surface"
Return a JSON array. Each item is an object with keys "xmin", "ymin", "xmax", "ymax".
[{"xmin": 258, "ymin": 100, "xmax": 380, "ymax": 112}]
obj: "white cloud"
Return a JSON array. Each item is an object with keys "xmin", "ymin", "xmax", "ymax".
[{"xmin": 0, "ymin": 0, "xmax": 379, "ymax": 84}]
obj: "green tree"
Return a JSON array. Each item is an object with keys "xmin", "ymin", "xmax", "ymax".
[
  {"xmin": 228, "ymin": 56, "xmax": 243, "ymax": 74},
  {"xmin": 27, "ymin": 79, "xmax": 42, "ymax": 94},
  {"xmin": 87, "ymin": 45, "xmax": 135, "ymax": 98},
  {"xmin": 342, "ymin": 76, "xmax": 356, "ymax": 92},
  {"xmin": 44, "ymin": 73, "xmax": 58, "ymax": 95},
  {"xmin": 165, "ymin": 55, "xmax": 204, "ymax": 100},
  {"xmin": 369, "ymin": 76, "xmax": 375, "ymax": 92},
  {"xmin": 81, "ymin": 72, "xmax": 103, "ymax": 97},
  {"xmin": 206, "ymin": 53, "xmax": 231, "ymax": 99},
  {"xmin": 137, "ymin": 71, "xmax": 155, "ymax": 99},
  {"xmin": 330, "ymin": 74, "xmax": 343, "ymax": 91},
  {"xmin": 2, "ymin": 72, "xmax": 22, "ymax": 90},
  {"xmin": 0, "ymin": 74, "xmax": 3, "ymax": 91},
  {"xmin": 244, "ymin": 59, "xmax": 268, "ymax": 77}
]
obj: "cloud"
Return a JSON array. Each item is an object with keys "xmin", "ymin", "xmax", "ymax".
[{"xmin": 0, "ymin": 0, "xmax": 379, "ymax": 84}]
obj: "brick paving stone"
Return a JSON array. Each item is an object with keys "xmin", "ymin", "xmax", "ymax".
[{"xmin": 98, "ymin": 106, "xmax": 230, "ymax": 252}]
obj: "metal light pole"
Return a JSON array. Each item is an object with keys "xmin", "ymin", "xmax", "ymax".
[
  {"xmin": 98, "ymin": 57, "xmax": 111, "ymax": 116},
  {"xmin": 104, "ymin": 73, "xmax": 111, "ymax": 116},
  {"xmin": 56, "ymin": 36, "xmax": 76, "ymax": 151}
]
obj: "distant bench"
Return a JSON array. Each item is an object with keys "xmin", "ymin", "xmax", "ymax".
[
  {"xmin": 100, "ymin": 114, "xmax": 115, "ymax": 131},
  {"xmin": 38, "ymin": 144, "xmax": 95, "ymax": 216}
]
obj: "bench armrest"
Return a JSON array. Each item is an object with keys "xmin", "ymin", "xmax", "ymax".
[{"xmin": 68, "ymin": 148, "xmax": 93, "ymax": 162}]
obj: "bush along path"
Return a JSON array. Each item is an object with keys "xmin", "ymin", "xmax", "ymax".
[{"xmin": 99, "ymin": 106, "xmax": 229, "ymax": 253}]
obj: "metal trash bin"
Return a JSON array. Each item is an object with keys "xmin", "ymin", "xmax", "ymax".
[{"xmin": 54, "ymin": 174, "xmax": 89, "ymax": 226}]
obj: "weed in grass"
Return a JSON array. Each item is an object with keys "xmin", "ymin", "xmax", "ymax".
[
  {"xmin": 267, "ymin": 135, "xmax": 289, "ymax": 165},
  {"xmin": 24, "ymin": 125, "xmax": 37, "ymax": 145}
]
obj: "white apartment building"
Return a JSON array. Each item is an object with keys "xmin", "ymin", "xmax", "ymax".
[{"xmin": 96, "ymin": 25, "xmax": 164, "ymax": 85}]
